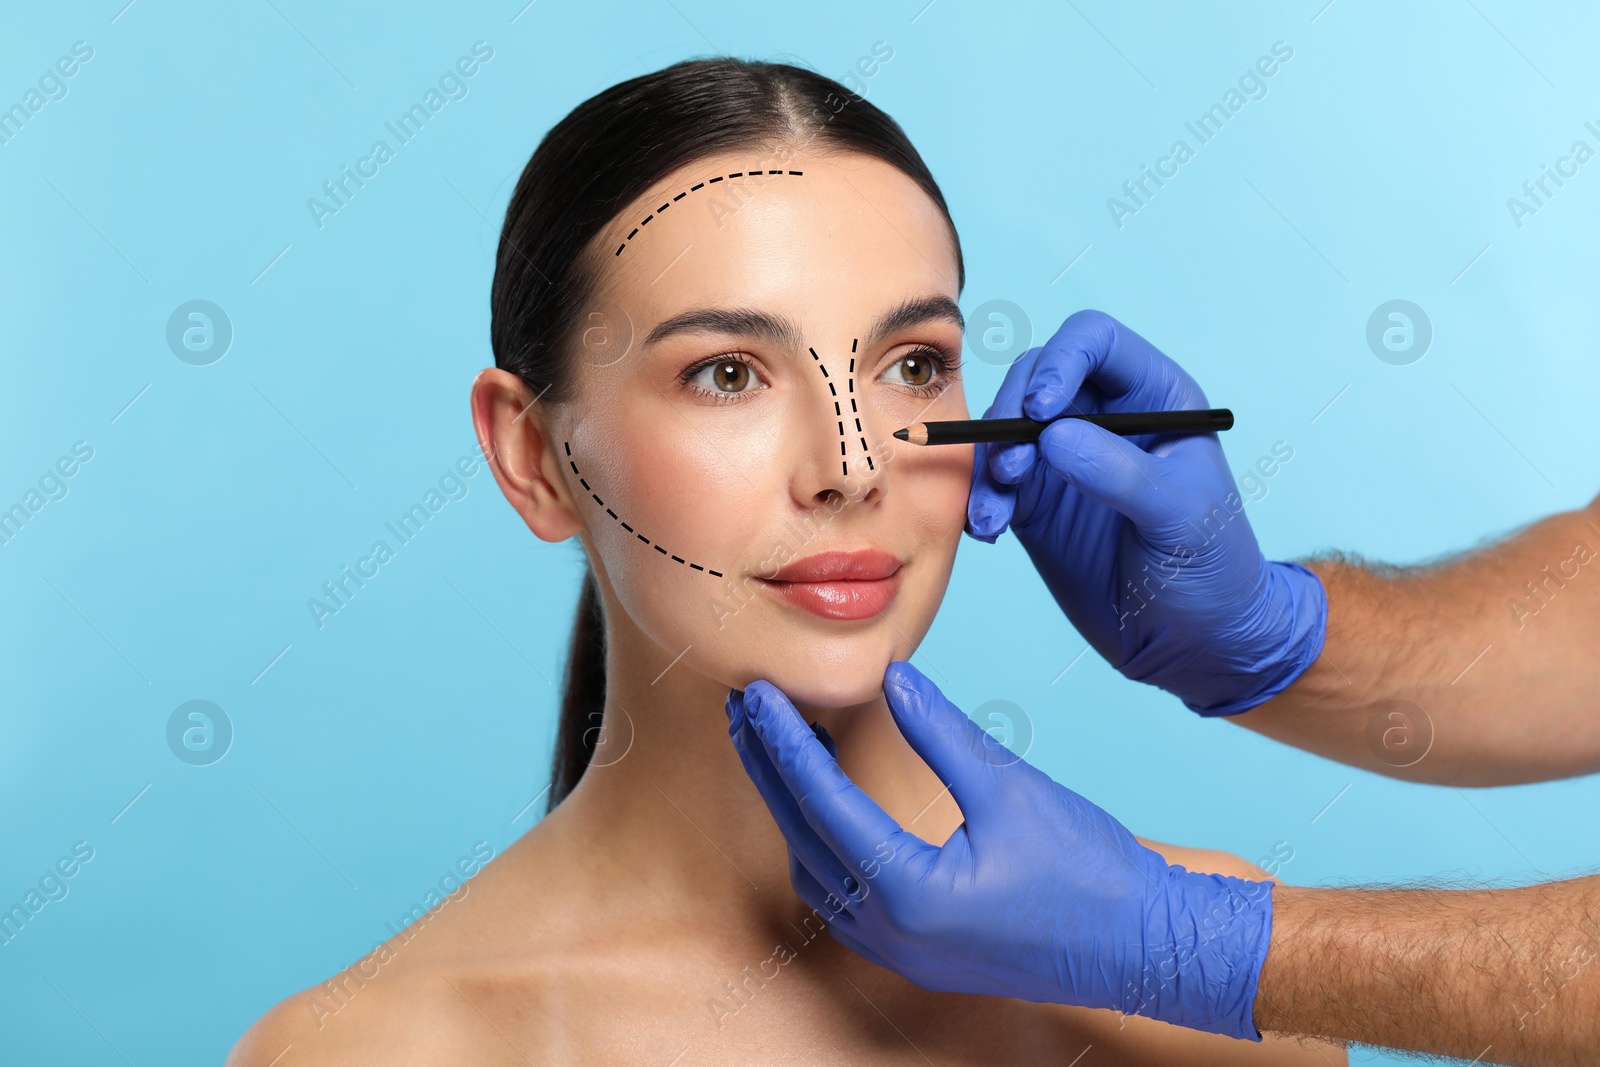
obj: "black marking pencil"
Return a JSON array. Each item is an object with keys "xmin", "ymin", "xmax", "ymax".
[{"xmin": 893, "ymin": 408, "xmax": 1234, "ymax": 446}]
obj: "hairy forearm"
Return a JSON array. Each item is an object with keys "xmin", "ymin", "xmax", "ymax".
[
  {"xmin": 1234, "ymin": 497, "xmax": 1600, "ymax": 784},
  {"xmin": 1256, "ymin": 877, "xmax": 1600, "ymax": 1065}
]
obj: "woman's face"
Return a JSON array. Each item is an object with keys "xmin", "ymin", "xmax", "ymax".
[{"xmin": 554, "ymin": 149, "xmax": 970, "ymax": 709}]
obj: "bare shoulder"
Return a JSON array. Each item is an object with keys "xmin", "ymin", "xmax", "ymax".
[
  {"xmin": 224, "ymin": 969, "xmax": 512, "ymax": 1067},
  {"xmin": 227, "ymin": 829, "xmax": 579, "ymax": 1066}
]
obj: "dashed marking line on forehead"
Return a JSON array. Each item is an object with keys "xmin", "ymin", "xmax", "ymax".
[
  {"xmin": 563, "ymin": 441, "xmax": 724, "ymax": 576},
  {"xmin": 613, "ymin": 170, "xmax": 805, "ymax": 258}
]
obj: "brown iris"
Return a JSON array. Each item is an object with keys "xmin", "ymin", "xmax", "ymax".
[
  {"xmin": 898, "ymin": 354, "xmax": 935, "ymax": 387},
  {"xmin": 710, "ymin": 361, "xmax": 749, "ymax": 391}
]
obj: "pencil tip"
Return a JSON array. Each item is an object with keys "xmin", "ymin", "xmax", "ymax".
[{"xmin": 893, "ymin": 428, "xmax": 909, "ymax": 441}]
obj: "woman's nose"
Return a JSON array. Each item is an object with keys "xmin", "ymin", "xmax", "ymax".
[{"xmin": 799, "ymin": 343, "xmax": 883, "ymax": 499}]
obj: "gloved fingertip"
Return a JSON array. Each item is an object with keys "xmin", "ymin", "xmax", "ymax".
[
  {"xmin": 808, "ymin": 719, "xmax": 838, "ymax": 759},
  {"xmin": 882, "ymin": 659, "xmax": 926, "ymax": 696},
  {"xmin": 1022, "ymin": 366, "xmax": 1065, "ymax": 413},
  {"xmin": 965, "ymin": 498, "xmax": 1000, "ymax": 540},
  {"xmin": 724, "ymin": 689, "xmax": 745, "ymax": 730},
  {"xmin": 742, "ymin": 680, "xmax": 771, "ymax": 720},
  {"xmin": 1021, "ymin": 390, "xmax": 1053, "ymax": 422},
  {"xmin": 1035, "ymin": 418, "xmax": 1085, "ymax": 469},
  {"xmin": 964, "ymin": 521, "xmax": 999, "ymax": 544},
  {"xmin": 988, "ymin": 443, "xmax": 1022, "ymax": 482}
]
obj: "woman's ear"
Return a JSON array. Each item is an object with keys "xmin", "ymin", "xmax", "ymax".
[{"xmin": 470, "ymin": 368, "xmax": 583, "ymax": 543}]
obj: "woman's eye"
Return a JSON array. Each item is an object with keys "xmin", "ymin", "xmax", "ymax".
[
  {"xmin": 687, "ymin": 358, "xmax": 763, "ymax": 394},
  {"xmin": 879, "ymin": 350, "xmax": 942, "ymax": 390}
]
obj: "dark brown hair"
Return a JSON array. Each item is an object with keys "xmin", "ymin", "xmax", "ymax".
[{"xmin": 489, "ymin": 57, "xmax": 964, "ymax": 814}]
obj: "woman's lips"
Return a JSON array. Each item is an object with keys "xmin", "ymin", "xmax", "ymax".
[{"xmin": 754, "ymin": 549, "xmax": 903, "ymax": 621}]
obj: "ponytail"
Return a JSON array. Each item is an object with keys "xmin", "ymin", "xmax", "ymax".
[{"xmin": 547, "ymin": 569, "xmax": 605, "ymax": 812}]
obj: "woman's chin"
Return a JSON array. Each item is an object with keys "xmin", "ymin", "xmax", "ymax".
[
  {"xmin": 711, "ymin": 616, "xmax": 930, "ymax": 711},
  {"xmin": 727, "ymin": 659, "xmax": 892, "ymax": 713}
]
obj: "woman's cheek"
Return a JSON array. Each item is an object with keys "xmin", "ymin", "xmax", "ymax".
[
  {"xmin": 901, "ymin": 437, "xmax": 971, "ymax": 544},
  {"xmin": 606, "ymin": 475, "xmax": 747, "ymax": 581},
  {"xmin": 564, "ymin": 393, "xmax": 791, "ymax": 669},
  {"xmin": 568, "ymin": 424, "xmax": 772, "ymax": 596}
]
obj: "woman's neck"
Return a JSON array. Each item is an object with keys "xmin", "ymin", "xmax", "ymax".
[{"xmin": 548, "ymin": 625, "xmax": 964, "ymax": 928}]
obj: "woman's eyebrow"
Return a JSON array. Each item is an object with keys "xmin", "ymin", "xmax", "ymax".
[
  {"xmin": 640, "ymin": 294, "xmax": 964, "ymax": 352},
  {"xmin": 862, "ymin": 295, "xmax": 964, "ymax": 350},
  {"xmin": 643, "ymin": 307, "xmax": 804, "ymax": 351}
]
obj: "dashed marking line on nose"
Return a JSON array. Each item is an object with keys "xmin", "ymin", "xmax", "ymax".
[
  {"xmin": 563, "ymin": 442, "xmax": 723, "ymax": 576},
  {"xmin": 613, "ymin": 169, "xmax": 805, "ymax": 257},
  {"xmin": 847, "ymin": 338, "xmax": 875, "ymax": 472},
  {"xmin": 811, "ymin": 344, "xmax": 852, "ymax": 477}
]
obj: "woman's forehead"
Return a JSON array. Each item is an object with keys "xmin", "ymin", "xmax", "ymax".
[{"xmin": 596, "ymin": 151, "xmax": 960, "ymax": 318}]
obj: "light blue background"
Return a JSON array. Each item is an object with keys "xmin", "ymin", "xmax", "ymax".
[{"xmin": 3, "ymin": 1, "xmax": 1595, "ymax": 1063}]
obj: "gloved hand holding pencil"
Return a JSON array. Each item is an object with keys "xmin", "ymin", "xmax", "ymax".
[{"xmin": 958, "ymin": 309, "xmax": 1327, "ymax": 717}]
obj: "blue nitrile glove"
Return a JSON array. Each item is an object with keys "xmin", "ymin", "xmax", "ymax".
[
  {"xmin": 965, "ymin": 309, "xmax": 1327, "ymax": 716},
  {"xmin": 724, "ymin": 661, "xmax": 1275, "ymax": 1040}
]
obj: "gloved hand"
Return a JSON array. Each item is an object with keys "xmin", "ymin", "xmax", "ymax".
[
  {"xmin": 725, "ymin": 661, "xmax": 1275, "ymax": 1040},
  {"xmin": 965, "ymin": 309, "xmax": 1327, "ymax": 716}
]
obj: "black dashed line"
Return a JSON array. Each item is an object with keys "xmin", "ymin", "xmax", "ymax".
[
  {"xmin": 842, "ymin": 339, "xmax": 866, "ymax": 475},
  {"xmin": 613, "ymin": 172, "xmax": 804, "ymax": 259},
  {"xmin": 813, "ymin": 345, "xmax": 849, "ymax": 475},
  {"xmin": 566, "ymin": 441, "xmax": 723, "ymax": 576}
]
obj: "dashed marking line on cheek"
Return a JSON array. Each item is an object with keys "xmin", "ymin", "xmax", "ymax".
[
  {"xmin": 563, "ymin": 442, "xmax": 724, "ymax": 577},
  {"xmin": 613, "ymin": 169, "xmax": 806, "ymax": 258}
]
